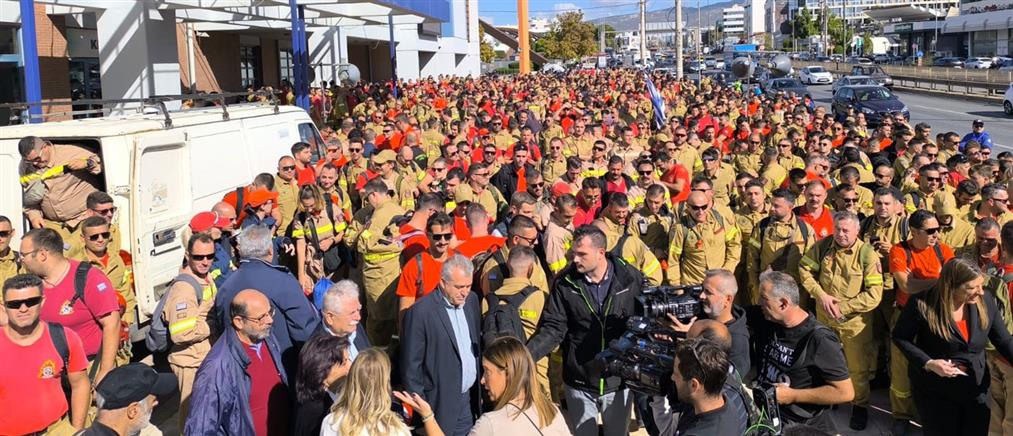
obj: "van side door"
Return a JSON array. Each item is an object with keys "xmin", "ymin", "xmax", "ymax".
[{"xmin": 131, "ymin": 131, "xmax": 191, "ymax": 323}]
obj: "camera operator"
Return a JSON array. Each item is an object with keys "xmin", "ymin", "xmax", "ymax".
[
  {"xmin": 749, "ymin": 270, "xmax": 854, "ymax": 434},
  {"xmin": 664, "ymin": 269, "xmax": 750, "ymax": 374},
  {"xmin": 671, "ymin": 338, "xmax": 750, "ymax": 436},
  {"xmin": 527, "ymin": 224, "xmax": 646, "ymax": 436}
]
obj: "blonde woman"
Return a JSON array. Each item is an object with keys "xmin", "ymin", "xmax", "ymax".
[
  {"xmin": 320, "ymin": 348, "xmax": 409, "ymax": 436},
  {"xmin": 395, "ymin": 336, "xmax": 570, "ymax": 436},
  {"xmin": 893, "ymin": 257, "xmax": 1013, "ymax": 436}
]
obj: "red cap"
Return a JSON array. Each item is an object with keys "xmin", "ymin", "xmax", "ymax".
[
  {"xmin": 478, "ymin": 128, "xmax": 491, "ymax": 136},
  {"xmin": 247, "ymin": 189, "xmax": 279, "ymax": 208},
  {"xmin": 551, "ymin": 181, "xmax": 572, "ymax": 198},
  {"xmin": 189, "ymin": 212, "xmax": 231, "ymax": 233}
]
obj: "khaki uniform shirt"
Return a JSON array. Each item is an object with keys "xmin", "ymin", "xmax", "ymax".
[
  {"xmin": 163, "ymin": 273, "xmax": 216, "ymax": 368},
  {"xmin": 745, "ymin": 216, "xmax": 816, "ymax": 302},
  {"xmin": 274, "ymin": 174, "xmax": 300, "ymax": 236},
  {"xmin": 454, "ymin": 184, "xmax": 506, "ymax": 222},
  {"xmin": 494, "ymin": 131, "xmax": 518, "ymax": 151},
  {"xmin": 0, "ymin": 250, "xmax": 23, "ymax": 300},
  {"xmin": 564, "ymin": 135, "xmax": 594, "ymax": 159},
  {"xmin": 541, "ymin": 157, "xmax": 567, "ymax": 186},
  {"xmin": 21, "ymin": 143, "xmax": 101, "ymax": 228},
  {"xmin": 799, "ymin": 239, "xmax": 884, "ymax": 336},
  {"xmin": 66, "ymin": 223, "xmax": 122, "ymax": 262},
  {"xmin": 84, "ymin": 251, "xmax": 134, "ymax": 326},
  {"xmin": 860, "ymin": 215, "xmax": 908, "ymax": 292},
  {"xmin": 941, "ymin": 217, "xmax": 976, "ymax": 253},
  {"xmin": 596, "ymin": 218, "xmax": 663, "ymax": 285},
  {"xmin": 543, "ymin": 220, "xmax": 574, "ymax": 277},
  {"xmin": 668, "ymin": 212, "xmax": 742, "ymax": 285},
  {"xmin": 671, "ymin": 146, "xmax": 701, "ymax": 174},
  {"xmin": 733, "ymin": 152, "xmax": 762, "ymax": 177},
  {"xmin": 479, "ymin": 245, "xmax": 549, "ymax": 296},
  {"xmin": 761, "ymin": 163, "xmax": 788, "ymax": 193}
]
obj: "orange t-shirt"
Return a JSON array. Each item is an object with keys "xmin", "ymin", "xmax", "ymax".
[
  {"xmin": 399, "ymin": 224, "xmax": 429, "ymax": 262},
  {"xmin": 795, "ymin": 206, "xmax": 834, "ymax": 240},
  {"xmin": 889, "ymin": 241, "xmax": 955, "ymax": 307},
  {"xmin": 396, "ymin": 250, "xmax": 454, "ymax": 299},
  {"xmin": 456, "ymin": 235, "xmax": 507, "ymax": 259}
]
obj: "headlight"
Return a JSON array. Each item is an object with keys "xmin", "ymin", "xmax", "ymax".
[{"xmin": 860, "ymin": 107, "xmax": 876, "ymax": 114}]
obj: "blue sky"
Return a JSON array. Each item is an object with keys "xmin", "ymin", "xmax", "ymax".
[{"xmin": 478, "ymin": 0, "xmax": 726, "ymax": 26}]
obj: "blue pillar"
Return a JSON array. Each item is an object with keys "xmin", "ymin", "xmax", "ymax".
[
  {"xmin": 20, "ymin": 0, "xmax": 42, "ymax": 122},
  {"xmin": 388, "ymin": 14, "xmax": 398, "ymax": 99},
  {"xmin": 288, "ymin": 0, "xmax": 309, "ymax": 110}
]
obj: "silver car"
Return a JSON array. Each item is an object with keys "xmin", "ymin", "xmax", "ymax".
[{"xmin": 832, "ymin": 75, "xmax": 878, "ymax": 94}]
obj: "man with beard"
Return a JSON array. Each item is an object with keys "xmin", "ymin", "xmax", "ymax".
[
  {"xmin": 80, "ymin": 363, "xmax": 177, "ymax": 436},
  {"xmin": 0, "ymin": 274, "xmax": 90, "ymax": 434},
  {"xmin": 746, "ymin": 188, "xmax": 815, "ymax": 304},
  {"xmin": 591, "ymin": 193, "xmax": 663, "ymax": 285}
]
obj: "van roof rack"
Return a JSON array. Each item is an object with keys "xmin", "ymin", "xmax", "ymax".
[{"xmin": 0, "ymin": 91, "xmax": 280, "ymax": 128}]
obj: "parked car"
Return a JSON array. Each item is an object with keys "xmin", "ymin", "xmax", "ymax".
[
  {"xmin": 541, "ymin": 63, "xmax": 566, "ymax": 74},
  {"xmin": 832, "ymin": 85, "xmax": 909, "ymax": 126},
  {"xmin": 763, "ymin": 77, "xmax": 811, "ymax": 98},
  {"xmin": 933, "ymin": 57, "xmax": 965, "ymax": 68},
  {"xmin": 688, "ymin": 61, "xmax": 704, "ymax": 72},
  {"xmin": 832, "ymin": 75, "xmax": 878, "ymax": 94},
  {"xmin": 704, "ymin": 56, "xmax": 717, "ymax": 69},
  {"xmin": 850, "ymin": 65, "xmax": 894, "ymax": 87},
  {"xmin": 849, "ymin": 57, "xmax": 874, "ymax": 65},
  {"xmin": 799, "ymin": 65, "xmax": 833, "ymax": 85},
  {"xmin": 815, "ymin": 55, "xmax": 831, "ymax": 62},
  {"xmin": 965, "ymin": 57, "xmax": 994, "ymax": 69},
  {"xmin": 873, "ymin": 54, "xmax": 891, "ymax": 64},
  {"xmin": 993, "ymin": 57, "xmax": 1013, "ymax": 69},
  {"xmin": 1004, "ymin": 83, "xmax": 1013, "ymax": 115}
]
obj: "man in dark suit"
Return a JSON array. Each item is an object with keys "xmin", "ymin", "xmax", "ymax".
[
  {"xmin": 312, "ymin": 280, "xmax": 370, "ymax": 361},
  {"xmin": 401, "ymin": 254, "xmax": 481, "ymax": 436}
]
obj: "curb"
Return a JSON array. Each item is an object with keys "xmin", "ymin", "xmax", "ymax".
[{"xmin": 892, "ymin": 84, "xmax": 1004, "ymax": 105}]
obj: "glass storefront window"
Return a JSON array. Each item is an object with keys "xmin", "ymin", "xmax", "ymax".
[{"xmin": 973, "ymin": 30, "xmax": 997, "ymax": 57}]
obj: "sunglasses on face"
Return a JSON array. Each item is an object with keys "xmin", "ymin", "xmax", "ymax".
[
  {"xmin": 86, "ymin": 231, "xmax": 111, "ymax": 241},
  {"xmin": 920, "ymin": 227, "xmax": 941, "ymax": 235},
  {"xmin": 688, "ymin": 204, "xmax": 708, "ymax": 211},
  {"xmin": 841, "ymin": 198, "xmax": 858, "ymax": 203},
  {"xmin": 190, "ymin": 253, "xmax": 215, "ymax": 261},
  {"xmin": 429, "ymin": 233, "xmax": 453, "ymax": 241},
  {"xmin": 4, "ymin": 296, "xmax": 42, "ymax": 310},
  {"xmin": 281, "ymin": 165, "xmax": 296, "ymax": 171},
  {"xmin": 925, "ymin": 177, "xmax": 942, "ymax": 182},
  {"xmin": 0, "ymin": 230, "xmax": 11, "ymax": 238},
  {"xmin": 349, "ymin": 148, "xmax": 362, "ymax": 153},
  {"xmin": 593, "ymin": 147, "xmax": 605, "ymax": 152}
]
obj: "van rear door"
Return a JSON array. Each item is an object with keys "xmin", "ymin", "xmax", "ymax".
[{"xmin": 131, "ymin": 131, "xmax": 190, "ymax": 322}]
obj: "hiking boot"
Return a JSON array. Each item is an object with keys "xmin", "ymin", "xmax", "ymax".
[
  {"xmin": 850, "ymin": 405, "xmax": 868, "ymax": 431},
  {"xmin": 891, "ymin": 418, "xmax": 910, "ymax": 436}
]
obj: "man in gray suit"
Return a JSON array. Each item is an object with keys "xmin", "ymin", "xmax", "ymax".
[{"xmin": 400, "ymin": 255, "xmax": 481, "ymax": 436}]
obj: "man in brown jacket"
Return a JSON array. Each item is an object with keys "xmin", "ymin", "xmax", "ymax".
[{"xmin": 18, "ymin": 136, "xmax": 102, "ymax": 238}]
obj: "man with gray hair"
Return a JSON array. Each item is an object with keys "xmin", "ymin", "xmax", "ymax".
[
  {"xmin": 312, "ymin": 280, "xmax": 369, "ymax": 361},
  {"xmin": 799, "ymin": 210, "xmax": 883, "ymax": 430},
  {"xmin": 214, "ymin": 224, "xmax": 319, "ymax": 379},
  {"xmin": 750, "ymin": 269, "xmax": 855, "ymax": 434},
  {"xmin": 401, "ymin": 254, "xmax": 481, "ymax": 436}
]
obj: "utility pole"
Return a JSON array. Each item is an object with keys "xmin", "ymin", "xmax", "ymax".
[
  {"xmin": 640, "ymin": 0, "xmax": 647, "ymax": 63},
  {"xmin": 697, "ymin": 0, "xmax": 702, "ymax": 58},
  {"xmin": 676, "ymin": 0, "xmax": 684, "ymax": 78},
  {"xmin": 821, "ymin": 0, "xmax": 828, "ymax": 57}
]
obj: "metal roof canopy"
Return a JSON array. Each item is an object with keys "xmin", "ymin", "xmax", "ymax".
[
  {"xmin": 943, "ymin": 9, "xmax": 1013, "ymax": 34},
  {"xmin": 29, "ymin": 0, "xmax": 438, "ymax": 31},
  {"xmin": 864, "ymin": 5, "xmax": 948, "ymax": 22}
]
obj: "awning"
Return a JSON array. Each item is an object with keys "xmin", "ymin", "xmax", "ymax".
[
  {"xmin": 865, "ymin": 5, "xmax": 945, "ymax": 22},
  {"xmin": 943, "ymin": 9, "xmax": 1013, "ymax": 33}
]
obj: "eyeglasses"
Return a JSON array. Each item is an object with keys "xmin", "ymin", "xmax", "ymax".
[
  {"xmin": 190, "ymin": 253, "xmax": 215, "ymax": 261},
  {"xmin": 920, "ymin": 227, "xmax": 941, "ymax": 235},
  {"xmin": 511, "ymin": 233, "xmax": 539, "ymax": 245},
  {"xmin": 0, "ymin": 230, "xmax": 11, "ymax": 238},
  {"xmin": 432, "ymin": 166, "xmax": 447, "ymax": 172},
  {"xmin": 531, "ymin": 182, "xmax": 545, "ymax": 188},
  {"xmin": 702, "ymin": 157, "xmax": 717, "ymax": 162},
  {"xmin": 473, "ymin": 172, "xmax": 490, "ymax": 178},
  {"xmin": 994, "ymin": 197, "xmax": 1010, "ymax": 204},
  {"xmin": 87, "ymin": 231, "xmax": 111, "ymax": 241},
  {"xmin": 751, "ymin": 141, "xmax": 762, "ymax": 145},
  {"xmin": 429, "ymin": 232, "xmax": 453, "ymax": 241},
  {"xmin": 639, "ymin": 170, "xmax": 654, "ymax": 175},
  {"xmin": 778, "ymin": 143, "xmax": 792, "ymax": 148},
  {"xmin": 4, "ymin": 296, "xmax": 42, "ymax": 310},
  {"xmin": 242, "ymin": 307, "xmax": 276, "ymax": 324},
  {"xmin": 281, "ymin": 165, "xmax": 296, "ymax": 171},
  {"xmin": 383, "ymin": 130, "xmax": 393, "ymax": 134},
  {"xmin": 688, "ymin": 204, "xmax": 709, "ymax": 211},
  {"xmin": 925, "ymin": 176, "xmax": 942, "ymax": 182},
  {"xmin": 484, "ymin": 150, "xmax": 497, "ymax": 155},
  {"xmin": 841, "ymin": 198, "xmax": 858, "ymax": 203},
  {"xmin": 92, "ymin": 206, "xmax": 117, "ymax": 216},
  {"xmin": 675, "ymin": 133, "xmax": 688, "ymax": 137},
  {"xmin": 326, "ymin": 148, "xmax": 339, "ymax": 153}
]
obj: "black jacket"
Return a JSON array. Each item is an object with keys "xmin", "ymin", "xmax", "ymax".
[
  {"xmin": 400, "ymin": 289, "xmax": 482, "ymax": 433},
  {"xmin": 491, "ymin": 162, "xmax": 537, "ymax": 201},
  {"xmin": 893, "ymin": 291, "xmax": 1013, "ymax": 401},
  {"xmin": 527, "ymin": 255, "xmax": 645, "ymax": 395},
  {"xmin": 727, "ymin": 305, "xmax": 751, "ymax": 375}
]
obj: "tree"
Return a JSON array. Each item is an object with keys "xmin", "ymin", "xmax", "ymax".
[
  {"xmin": 792, "ymin": 9, "xmax": 818, "ymax": 40},
  {"xmin": 826, "ymin": 13, "xmax": 851, "ymax": 55},
  {"xmin": 595, "ymin": 23, "xmax": 618, "ymax": 50},
  {"xmin": 533, "ymin": 11, "xmax": 598, "ymax": 60},
  {"xmin": 862, "ymin": 32, "xmax": 874, "ymax": 56},
  {"xmin": 478, "ymin": 26, "xmax": 495, "ymax": 63}
]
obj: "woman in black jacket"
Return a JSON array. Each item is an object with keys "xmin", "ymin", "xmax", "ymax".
[
  {"xmin": 291, "ymin": 334, "xmax": 351, "ymax": 435},
  {"xmin": 893, "ymin": 257, "xmax": 1013, "ymax": 436}
]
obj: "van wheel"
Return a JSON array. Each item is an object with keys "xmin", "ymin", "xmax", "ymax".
[{"xmin": 1006, "ymin": 101, "xmax": 1013, "ymax": 115}]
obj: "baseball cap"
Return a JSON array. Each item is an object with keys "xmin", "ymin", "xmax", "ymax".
[
  {"xmin": 189, "ymin": 212, "xmax": 231, "ymax": 233},
  {"xmin": 95, "ymin": 363, "xmax": 177, "ymax": 409},
  {"xmin": 247, "ymin": 189, "xmax": 279, "ymax": 208},
  {"xmin": 973, "ymin": 119, "xmax": 985, "ymax": 127},
  {"xmin": 372, "ymin": 149, "xmax": 397, "ymax": 165},
  {"xmin": 551, "ymin": 181, "xmax": 572, "ymax": 198},
  {"xmin": 933, "ymin": 192, "xmax": 958, "ymax": 217}
]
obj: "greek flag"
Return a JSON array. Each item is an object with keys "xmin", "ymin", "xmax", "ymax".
[{"xmin": 644, "ymin": 73, "xmax": 666, "ymax": 129}]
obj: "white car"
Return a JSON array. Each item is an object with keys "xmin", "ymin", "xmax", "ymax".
[
  {"xmin": 1004, "ymin": 83, "xmax": 1013, "ymax": 115},
  {"xmin": 966, "ymin": 57, "xmax": 994, "ymax": 69},
  {"xmin": 799, "ymin": 65, "xmax": 833, "ymax": 85}
]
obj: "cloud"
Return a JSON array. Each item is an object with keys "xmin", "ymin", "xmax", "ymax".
[{"xmin": 555, "ymin": 2, "xmax": 582, "ymax": 13}]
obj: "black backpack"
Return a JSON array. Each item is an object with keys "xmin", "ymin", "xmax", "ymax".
[
  {"xmin": 48, "ymin": 322, "xmax": 72, "ymax": 395},
  {"xmin": 473, "ymin": 248, "xmax": 509, "ymax": 287},
  {"xmin": 756, "ymin": 216, "xmax": 810, "ymax": 272},
  {"xmin": 482, "ymin": 285, "xmax": 539, "ymax": 346}
]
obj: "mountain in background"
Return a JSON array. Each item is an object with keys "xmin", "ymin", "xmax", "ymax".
[{"xmin": 589, "ymin": 1, "xmax": 737, "ymax": 31}]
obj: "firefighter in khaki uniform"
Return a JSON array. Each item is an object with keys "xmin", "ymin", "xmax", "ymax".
[
  {"xmin": 454, "ymin": 163, "xmax": 507, "ymax": 222},
  {"xmin": 540, "ymin": 138, "xmax": 568, "ymax": 184},
  {"xmin": 799, "ymin": 211, "xmax": 883, "ymax": 429},
  {"xmin": 478, "ymin": 216, "xmax": 549, "ymax": 296},
  {"xmin": 76, "ymin": 216, "xmax": 134, "ymax": 365},
  {"xmin": 65, "ymin": 192, "xmax": 123, "ymax": 261},
  {"xmin": 482, "ymin": 246, "xmax": 550, "ymax": 394},
  {"xmin": 543, "ymin": 194, "xmax": 576, "ymax": 279},
  {"xmin": 162, "ymin": 233, "xmax": 218, "ymax": 427},
  {"xmin": 354, "ymin": 179, "xmax": 406, "ymax": 347},
  {"xmin": 628, "ymin": 185, "xmax": 676, "ymax": 269},
  {"xmin": 274, "ymin": 156, "xmax": 302, "ymax": 236},
  {"xmin": 341, "ymin": 137, "xmax": 370, "ymax": 210},
  {"xmin": 745, "ymin": 189, "xmax": 816, "ymax": 304},
  {"xmin": 667, "ymin": 192, "xmax": 741, "ymax": 286},
  {"xmin": 0, "ymin": 217, "xmax": 22, "ymax": 323},
  {"xmin": 18, "ymin": 136, "xmax": 102, "ymax": 239},
  {"xmin": 593, "ymin": 193, "xmax": 663, "ymax": 285}
]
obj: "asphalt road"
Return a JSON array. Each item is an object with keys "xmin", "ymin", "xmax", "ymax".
[{"xmin": 807, "ymin": 83, "xmax": 1013, "ymax": 151}]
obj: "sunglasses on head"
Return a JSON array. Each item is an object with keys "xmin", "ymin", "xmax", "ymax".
[
  {"xmin": 4, "ymin": 296, "xmax": 42, "ymax": 310},
  {"xmin": 87, "ymin": 231, "xmax": 111, "ymax": 241}
]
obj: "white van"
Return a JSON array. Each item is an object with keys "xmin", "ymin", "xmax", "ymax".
[{"xmin": 0, "ymin": 103, "xmax": 324, "ymax": 329}]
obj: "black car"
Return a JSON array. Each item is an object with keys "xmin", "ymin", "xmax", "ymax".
[
  {"xmin": 831, "ymin": 85, "xmax": 909, "ymax": 126},
  {"xmin": 933, "ymin": 57, "xmax": 965, "ymax": 68},
  {"xmin": 762, "ymin": 77, "xmax": 810, "ymax": 98}
]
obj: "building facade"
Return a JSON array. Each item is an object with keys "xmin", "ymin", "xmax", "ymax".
[{"xmin": 723, "ymin": 5, "xmax": 747, "ymax": 36}]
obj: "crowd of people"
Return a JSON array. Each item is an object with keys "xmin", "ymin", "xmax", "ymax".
[{"xmin": 5, "ymin": 67, "xmax": 1013, "ymax": 436}]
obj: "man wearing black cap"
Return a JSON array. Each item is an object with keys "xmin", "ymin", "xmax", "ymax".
[
  {"xmin": 960, "ymin": 119, "xmax": 994, "ymax": 152},
  {"xmin": 79, "ymin": 363, "xmax": 177, "ymax": 436}
]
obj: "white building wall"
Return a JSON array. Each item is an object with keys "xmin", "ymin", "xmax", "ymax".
[{"xmin": 95, "ymin": 2, "xmax": 181, "ymax": 111}]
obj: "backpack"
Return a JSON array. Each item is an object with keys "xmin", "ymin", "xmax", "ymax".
[
  {"xmin": 610, "ymin": 233, "xmax": 631, "ymax": 258},
  {"xmin": 49, "ymin": 322, "xmax": 72, "ymax": 397},
  {"xmin": 481, "ymin": 285, "xmax": 539, "ymax": 346},
  {"xmin": 860, "ymin": 215, "xmax": 910, "ymax": 243},
  {"xmin": 145, "ymin": 274, "xmax": 206, "ymax": 353},
  {"xmin": 411, "ymin": 253, "xmax": 426, "ymax": 298},
  {"xmin": 899, "ymin": 240, "xmax": 944, "ymax": 267},
  {"xmin": 757, "ymin": 216, "xmax": 810, "ymax": 272},
  {"xmin": 473, "ymin": 247, "xmax": 509, "ymax": 287},
  {"xmin": 67, "ymin": 262, "xmax": 92, "ymax": 308}
]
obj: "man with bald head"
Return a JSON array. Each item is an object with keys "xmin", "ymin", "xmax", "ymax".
[
  {"xmin": 667, "ymin": 192, "xmax": 741, "ymax": 285},
  {"xmin": 274, "ymin": 156, "xmax": 300, "ymax": 237},
  {"xmin": 209, "ymin": 202, "xmax": 238, "ymax": 286},
  {"xmin": 186, "ymin": 289, "xmax": 290, "ymax": 436}
]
